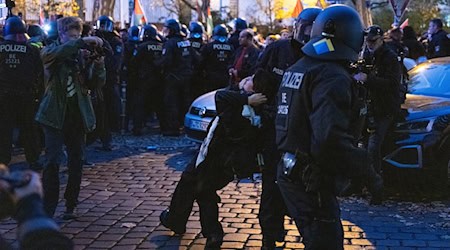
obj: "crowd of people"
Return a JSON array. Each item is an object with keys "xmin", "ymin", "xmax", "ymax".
[{"xmin": 0, "ymin": 3, "xmax": 449, "ymax": 250}]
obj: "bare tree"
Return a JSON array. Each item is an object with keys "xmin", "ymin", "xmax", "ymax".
[{"xmin": 246, "ymin": 0, "xmax": 280, "ymax": 31}]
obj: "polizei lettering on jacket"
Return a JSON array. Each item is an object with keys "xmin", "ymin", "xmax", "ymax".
[
  {"xmin": 147, "ymin": 44, "xmax": 163, "ymax": 51},
  {"xmin": 177, "ymin": 40, "xmax": 191, "ymax": 48},
  {"xmin": 280, "ymin": 71, "xmax": 304, "ymax": 89},
  {"xmin": 0, "ymin": 44, "xmax": 27, "ymax": 53},
  {"xmin": 213, "ymin": 44, "xmax": 232, "ymax": 51}
]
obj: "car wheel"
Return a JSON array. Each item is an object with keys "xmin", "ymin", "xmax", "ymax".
[
  {"xmin": 421, "ymin": 141, "xmax": 450, "ymax": 199},
  {"xmin": 383, "ymin": 145, "xmax": 449, "ymax": 200}
]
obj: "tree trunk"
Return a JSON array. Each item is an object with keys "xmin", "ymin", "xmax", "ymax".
[{"xmin": 101, "ymin": 0, "xmax": 115, "ymax": 18}]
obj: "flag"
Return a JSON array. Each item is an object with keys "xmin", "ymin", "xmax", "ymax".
[
  {"xmin": 316, "ymin": 0, "xmax": 328, "ymax": 8},
  {"xmin": 400, "ymin": 18, "xmax": 409, "ymax": 29},
  {"xmin": 313, "ymin": 38, "xmax": 335, "ymax": 55},
  {"xmin": 39, "ymin": 1, "xmax": 45, "ymax": 26},
  {"xmin": 131, "ymin": 0, "xmax": 147, "ymax": 26},
  {"xmin": 291, "ymin": 0, "xmax": 304, "ymax": 18},
  {"xmin": 206, "ymin": 5, "xmax": 213, "ymax": 37}
]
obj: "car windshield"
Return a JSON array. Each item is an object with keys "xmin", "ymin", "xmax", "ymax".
[{"xmin": 408, "ymin": 62, "xmax": 450, "ymax": 98}]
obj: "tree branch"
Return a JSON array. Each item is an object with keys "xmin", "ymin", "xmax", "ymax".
[{"xmin": 180, "ymin": 0, "xmax": 196, "ymax": 10}]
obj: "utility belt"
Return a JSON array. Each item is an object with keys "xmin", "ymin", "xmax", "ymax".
[{"xmin": 281, "ymin": 151, "xmax": 321, "ymax": 193}]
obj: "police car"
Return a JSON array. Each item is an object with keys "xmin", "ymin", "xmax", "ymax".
[
  {"xmin": 185, "ymin": 58, "xmax": 450, "ymax": 194},
  {"xmin": 184, "ymin": 91, "xmax": 217, "ymax": 142},
  {"xmin": 383, "ymin": 57, "xmax": 450, "ymax": 195}
]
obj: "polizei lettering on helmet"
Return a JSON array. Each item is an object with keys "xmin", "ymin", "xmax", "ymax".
[
  {"xmin": 0, "ymin": 44, "xmax": 27, "ymax": 53},
  {"xmin": 280, "ymin": 72, "xmax": 304, "ymax": 89},
  {"xmin": 213, "ymin": 44, "xmax": 232, "ymax": 51}
]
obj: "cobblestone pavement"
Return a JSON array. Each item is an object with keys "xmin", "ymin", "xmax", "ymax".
[{"xmin": 2, "ymin": 133, "xmax": 450, "ymax": 249}]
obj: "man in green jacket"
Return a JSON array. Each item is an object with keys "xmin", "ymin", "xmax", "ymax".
[{"xmin": 35, "ymin": 16, "xmax": 106, "ymax": 219}]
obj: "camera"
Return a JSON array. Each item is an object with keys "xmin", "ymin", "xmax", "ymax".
[
  {"xmin": 350, "ymin": 59, "xmax": 375, "ymax": 75},
  {"xmin": 0, "ymin": 171, "xmax": 31, "ymax": 219}
]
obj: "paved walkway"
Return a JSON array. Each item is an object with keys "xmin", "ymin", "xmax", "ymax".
[{"xmin": 2, "ymin": 134, "xmax": 450, "ymax": 249}]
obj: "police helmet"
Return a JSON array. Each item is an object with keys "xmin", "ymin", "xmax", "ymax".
[
  {"xmin": 164, "ymin": 19, "xmax": 183, "ymax": 36},
  {"xmin": 233, "ymin": 18, "xmax": 248, "ymax": 32},
  {"xmin": 293, "ymin": 7, "xmax": 322, "ymax": 44},
  {"xmin": 213, "ymin": 24, "xmax": 228, "ymax": 42},
  {"xmin": 97, "ymin": 15, "xmax": 114, "ymax": 32},
  {"xmin": 189, "ymin": 21, "xmax": 204, "ymax": 39},
  {"xmin": 27, "ymin": 24, "xmax": 45, "ymax": 37},
  {"xmin": 302, "ymin": 5, "xmax": 364, "ymax": 62},
  {"xmin": 181, "ymin": 24, "xmax": 189, "ymax": 38},
  {"xmin": 3, "ymin": 16, "xmax": 28, "ymax": 41},
  {"xmin": 128, "ymin": 25, "xmax": 140, "ymax": 41},
  {"xmin": 140, "ymin": 24, "xmax": 161, "ymax": 42}
]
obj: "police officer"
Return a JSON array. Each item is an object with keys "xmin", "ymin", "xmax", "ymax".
[
  {"xmin": 122, "ymin": 25, "xmax": 141, "ymax": 131},
  {"xmin": 200, "ymin": 24, "xmax": 234, "ymax": 92},
  {"xmin": 188, "ymin": 21, "xmax": 206, "ymax": 99},
  {"xmin": 27, "ymin": 24, "xmax": 46, "ymax": 50},
  {"xmin": 189, "ymin": 21, "xmax": 205, "ymax": 52},
  {"xmin": 259, "ymin": 7, "xmax": 321, "ymax": 90},
  {"xmin": 95, "ymin": 15, "xmax": 123, "ymax": 149},
  {"xmin": 158, "ymin": 19, "xmax": 194, "ymax": 136},
  {"xmin": 0, "ymin": 16, "xmax": 43, "ymax": 170},
  {"xmin": 275, "ymin": 5, "xmax": 382, "ymax": 249},
  {"xmin": 229, "ymin": 17, "xmax": 248, "ymax": 49},
  {"xmin": 353, "ymin": 25, "xmax": 402, "ymax": 204},
  {"xmin": 256, "ymin": 8, "xmax": 322, "ymax": 249},
  {"xmin": 128, "ymin": 24, "xmax": 164, "ymax": 135},
  {"xmin": 427, "ymin": 18, "xmax": 450, "ymax": 58}
]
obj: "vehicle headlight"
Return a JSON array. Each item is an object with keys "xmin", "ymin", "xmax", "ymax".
[{"xmin": 395, "ymin": 117, "xmax": 436, "ymax": 133}]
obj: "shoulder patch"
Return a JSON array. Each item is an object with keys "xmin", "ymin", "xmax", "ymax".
[{"xmin": 116, "ymin": 45, "xmax": 122, "ymax": 53}]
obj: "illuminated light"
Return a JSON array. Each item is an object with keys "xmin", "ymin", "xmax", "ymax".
[{"xmin": 43, "ymin": 24, "xmax": 51, "ymax": 32}]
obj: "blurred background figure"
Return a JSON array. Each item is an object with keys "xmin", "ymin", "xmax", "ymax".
[{"xmin": 402, "ymin": 26, "xmax": 426, "ymax": 62}]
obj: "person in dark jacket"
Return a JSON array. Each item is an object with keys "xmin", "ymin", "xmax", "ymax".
[
  {"xmin": 228, "ymin": 17, "xmax": 248, "ymax": 50},
  {"xmin": 188, "ymin": 21, "xmax": 207, "ymax": 99},
  {"xmin": 385, "ymin": 27, "xmax": 409, "ymax": 58},
  {"xmin": 256, "ymin": 8, "xmax": 321, "ymax": 249},
  {"xmin": 200, "ymin": 24, "xmax": 235, "ymax": 92},
  {"xmin": 0, "ymin": 16, "xmax": 44, "ymax": 170},
  {"xmin": 121, "ymin": 25, "xmax": 140, "ymax": 131},
  {"xmin": 158, "ymin": 19, "xmax": 195, "ymax": 136},
  {"xmin": 35, "ymin": 17, "xmax": 106, "ymax": 219},
  {"xmin": 354, "ymin": 25, "xmax": 402, "ymax": 204},
  {"xmin": 426, "ymin": 18, "xmax": 450, "ymax": 58},
  {"xmin": 402, "ymin": 26, "xmax": 426, "ymax": 61},
  {"xmin": 95, "ymin": 15, "xmax": 123, "ymax": 148},
  {"xmin": 276, "ymin": 6, "xmax": 382, "ymax": 249},
  {"xmin": 0, "ymin": 168, "xmax": 73, "ymax": 250},
  {"xmin": 159, "ymin": 70, "xmax": 269, "ymax": 249},
  {"xmin": 229, "ymin": 28, "xmax": 260, "ymax": 86},
  {"xmin": 128, "ymin": 24, "xmax": 164, "ymax": 135}
]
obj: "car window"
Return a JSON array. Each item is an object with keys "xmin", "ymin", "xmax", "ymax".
[{"xmin": 408, "ymin": 63, "xmax": 450, "ymax": 98}]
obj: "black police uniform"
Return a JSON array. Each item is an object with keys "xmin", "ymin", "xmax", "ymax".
[
  {"xmin": 188, "ymin": 37, "xmax": 206, "ymax": 99},
  {"xmin": 228, "ymin": 32, "xmax": 240, "ymax": 50},
  {"xmin": 427, "ymin": 29, "xmax": 450, "ymax": 58},
  {"xmin": 129, "ymin": 39, "xmax": 164, "ymax": 134},
  {"xmin": 258, "ymin": 39, "xmax": 304, "ymax": 88},
  {"xmin": 255, "ymin": 38, "xmax": 304, "ymax": 245},
  {"xmin": 98, "ymin": 30, "xmax": 123, "ymax": 136},
  {"xmin": 274, "ymin": 5, "xmax": 383, "ymax": 249},
  {"xmin": 0, "ymin": 38, "xmax": 43, "ymax": 166},
  {"xmin": 159, "ymin": 34, "xmax": 194, "ymax": 135},
  {"xmin": 122, "ymin": 39, "xmax": 140, "ymax": 130},
  {"xmin": 200, "ymin": 40, "xmax": 235, "ymax": 91},
  {"xmin": 276, "ymin": 56, "xmax": 372, "ymax": 250}
]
